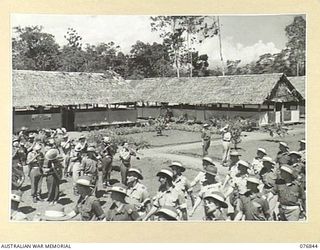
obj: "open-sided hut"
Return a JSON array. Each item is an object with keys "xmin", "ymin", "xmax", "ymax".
[
  {"xmin": 13, "ymin": 70, "xmax": 137, "ymax": 132},
  {"xmin": 288, "ymin": 76, "xmax": 306, "ymax": 118},
  {"xmin": 129, "ymin": 73, "xmax": 304, "ymax": 126}
]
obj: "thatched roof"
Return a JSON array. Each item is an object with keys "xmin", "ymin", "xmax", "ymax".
[
  {"xmin": 128, "ymin": 73, "xmax": 302, "ymax": 105},
  {"xmin": 288, "ymin": 76, "xmax": 305, "ymax": 99},
  {"xmin": 13, "ymin": 70, "xmax": 136, "ymax": 107}
]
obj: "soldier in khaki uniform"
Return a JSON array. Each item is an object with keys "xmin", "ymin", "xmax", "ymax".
[
  {"xmin": 153, "ymin": 206, "xmax": 180, "ymax": 221},
  {"xmin": 251, "ymin": 148, "xmax": 267, "ymax": 175},
  {"xmin": 235, "ymin": 175, "xmax": 270, "ymax": 221},
  {"xmin": 105, "ymin": 183, "xmax": 140, "ymax": 221},
  {"xmin": 203, "ymin": 191, "xmax": 228, "ymax": 221},
  {"xmin": 275, "ymin": 142, "xmax": 290, "ymax": 166},
  {"xmin": 119, "ymin": 142, "xmax": 137, "ymax": 184},
  {"xmin": 68, "ymin": 175, "xmax": 105, "ymax": 221},
  {"xmin": 271, "ymin": 165, "xmax": 306, "ymax": 221},
  {"xmin": 100, "ymin": 136, "xmax": 114, "ymax": 188},
  {"xmin": 169, "ymin": 161, "xmax": 194, "ymax": 207},
  {"xmin": 220, "ymin": 124, "xmax": 231, "ymax": 165},
  {"xmin": 201, "ymin": 124, "xmax": 211, "ymax": 156},
  {"xmin": 126, "ymin": 168, "xmax": 151, "ymax": 216},
  {"xmin": 144, "ymin": 168, "xmax": 187, "ymax": 221}
]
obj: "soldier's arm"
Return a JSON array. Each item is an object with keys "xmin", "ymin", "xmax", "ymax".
[{"xmin": 91, "ymin": 200, "xmax": 105, "ymax": 221}]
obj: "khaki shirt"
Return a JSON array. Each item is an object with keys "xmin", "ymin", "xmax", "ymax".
[
  {"xmin": 127, "ymin": 182, "xmax": 150, "ymax": 206},
  {"xmin": 106, "ymin": 203, "xmax": 139, "ymax": 221},
  {"xmin": 75, "ymin": 195, "xmax": 105, "ymax": 221}
]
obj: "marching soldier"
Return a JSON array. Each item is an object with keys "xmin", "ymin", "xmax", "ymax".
[
  {"xmin": 251, "ymin": 147, "xmax": 267, "ymax": 175},
  {"xmin": 26, "ymin": 143, "xmax": 44, "ymax": 203},
  {"xmin": 234, "ymin": 175, "xmax": 270, "ymax": 221},
  {"xmin": 144, "ymin": 168, "xmax": 187, "ymax": 221},
  {"xmin": 105, "ymin": 183, "xmax": 140, "ymax": 221},
  {"xmin": 270, "ymin": 165, "xmax": 306, "ymax": 221},
  {"xmin": 191, "ymin": 157, "xmax": 216, "ymax": 189},
  {"xmin": 201, "ymin": 124, "xmax": 211, "ymax": 156},
  {"xmin": 189, "ymin": 164, "xmax": 222, "ymax": 217},
  {"xmin": 68, "ymin": 175, "xmax": 105, "ymax": 221},
  {"xmin": 126, "ymin": 167, "xmax": 151, "ymax": 217},
  {"xmin": 202, "ymin": 191, "xmax": 228, "ymax": 221},
  {"xmin": 169, "ymin": 161, "xmax": 194, "ymax": 207},
  {"xmin": 275, "ymin": 142, "xmax": 290, "ymax": 165}
]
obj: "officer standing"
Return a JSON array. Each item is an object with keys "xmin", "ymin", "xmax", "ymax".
[
  {"xmin": 105, "ymin": 183, "xmax": 140, "ymax": 221},
  {"xmin": 220, "ymin": 124, "xmax": 231, "ymax": 165},
  {"xmin": 43, "ymin": 149, "xmax": 63, "ymax": 205},
  {"xmin": 80, "ymin": 146, "xmax": 99, "ymax": 187},
  {"xmin": 100, "ymin": 136, "xmax": 114, "ymax": 188},
  {"xmin": 201, "ymin": 124, "xmax": 211, "ymax": 156},
  {"xmin": 26, "ymin": 143, "xmax": 44, "ymax": 203},
  {"xmin": 119, "ymin": 142, "xmax": 137, "ymax": 184}
]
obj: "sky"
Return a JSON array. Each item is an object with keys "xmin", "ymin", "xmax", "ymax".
[{"xmin": 11, "ymin": 14, "xmax": 303, "ymax": 68}]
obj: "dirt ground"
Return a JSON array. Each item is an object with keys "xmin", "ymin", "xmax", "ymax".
[{"xmin": 17, "ymin": 124, "xmax": 305, "ymax": 221}]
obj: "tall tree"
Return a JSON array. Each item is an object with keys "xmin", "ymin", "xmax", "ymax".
[{"xmin": 12, "ymin": 26, "xmax": 60, "ymax": 71}]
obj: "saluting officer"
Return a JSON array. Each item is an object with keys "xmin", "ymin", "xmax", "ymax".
[
  {"xmin": 105, "ymin": 183, "xmax": 140, "ymax": 221},
  {"xmin": 234, "ymin": 175, "xmax": 270, "ymax": 221},
  {"xmin": 126, "ymin": 167, "xmax": 151, "ymax": 216}
]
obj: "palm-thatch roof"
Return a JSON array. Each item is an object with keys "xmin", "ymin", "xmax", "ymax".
[
  {"xmin": 13, "ymin": 70, "xmax": 135, "ymax": 107},
  {"xmin": 288, "ymin": 76, "xmax": 305, "ymax": 99},
  {"xmin": 128, "ymin": 73, "xmax": 303, "ymax": 105}
]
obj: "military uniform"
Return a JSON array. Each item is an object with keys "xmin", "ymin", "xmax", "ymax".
[
  {"xmin": 127, "ymin": 182, "xmax": 150, "ymax": 211},
  {"xmin": 271, "ymin": 180, "xmax": 305, "ymax": 221},
  {"xmin": 237, "ymin": 191, "xmax": 270, "ymax": 221},
  {"xmin": 27, "ymin": 150, "xmax": 44, "ymax": 200},
  {"xmin": 152, "ymin": 187, "xmax": 187, "ymax": 218},
  {"xmin": 100, "ymin": 144, "xmax": 113, "ymax": 186},
  {"xmin": 201, "ymin": 128, "xmax": 211, "ymax": 156},
  {"xmin": 276, "ymin": 151, "xmax": 290, "ymax": 165},
  {"xmin": 119, "ymin": 147, "xmax": 135, "ymax": 184},
  {"xmin": 191, "ymin": 171, "xmax": 206, "ymax": 188},
  {"xmin": 251, "ymin": 157, "xmax": 264, "ymax": 175},
  {"xmin": 75, "ymin": 195, "xmax": 105, "ymax": 221},
  {"xmin": 106, "ymin": 202, "xmax": 140, "ymax": 221},
  {"xmin": 80, "ymin": 156, "xmax": 99, "ymax": 185}
]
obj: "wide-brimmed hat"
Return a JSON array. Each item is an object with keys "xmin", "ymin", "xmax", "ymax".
[
  {"xmin": 106, "ymin": 183, "xmax": 128, "ymax": 196},
  {"xmin": 247, "ymin": 175, "xmax": 261, "ymax": 185},
  {"xmin": 204, "ymin": 164, "xmax": 218, "ymax": 176},
  {"xmin": 154, "ymin": 206, "xmax": 179, "ymax": 220},
  {"xmin": 43, "ymin": 204, "xmax": 70, "ymax": 221},
  {"xmin": 11, "ymin": 190, "xmax": 23, "ymax": 203},
  {"xmin": 168, "ymin": 161, "xmax": 185, "ymax": 172},
  {"xmin": 156, "ymin": 168, "xmax": 174, "ymax": 180},
  {"xmin": 202, "ymin": 157, "xmax": 215, "ymax": 166},
  {"xmin": 288, "ymin": 151, "xmax": 301, "ymax": 158},
  {"xmin": 76, "ymin": 175, "xmax": 95, "ymax": 187},
  {"xmin": 262, "ymin": 156, "xmax": 276, "ymax": 166},
  {"xmin": 203, "ymin": 123, "xmax": 210, "ymax": 128},
  {"xmin": 28, "ymin": 133, "xmax": 35, "ymax": 138},
  {"xmin": 299, "ymin": 139, "xmax": 306, "ymax": 144},
  {"xmin": 12, "ymin": 136, "xmax": 19, "ymax": 143},
  {"xmin": 257, "ymin": 148, "xmax": 267, "ymax": 155},
  {"xmin": 237, "ymin": 160, "xmax": 250, "ymax": 169},
  {"xmin": 127, "ymin": 167, "xmax": 143, "ymax": 180},
  {"xmin": 61, "ymin": 127, "xmax": 67, "ymax": 134},
  {"xmin": 203, "ymin": 191, "xmax": 228, "ymax": 208},
  {"xmin": 279, "ymin": 142, "xmax": 289, "ymax": 148},
  {"xmin": 103, "ymin": 136, "xmax": 111, "ymax": 143},
  {"xmin": 230, "ymin": 151, "xmax": 241, "ymax": 157},
  {"xmin": 280, "ymin": 165, "xmax": 294, "ymax": 175},
  {"xmin": 56, "ymin": 128, "xmax": 63, "ymax": 135},
  {"xmin": 45, "ymin": 149, "xmax": 59, "ymax": 161}
]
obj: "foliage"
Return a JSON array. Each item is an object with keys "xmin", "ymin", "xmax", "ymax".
[{"xmin": 12, "ymin": 26, "xmax": 60, "ymax": 71}]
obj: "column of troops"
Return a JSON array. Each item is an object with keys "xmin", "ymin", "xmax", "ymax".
[{"xmin": 11, "ymin": 126, "xmax": 306, "ymax": 222}]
